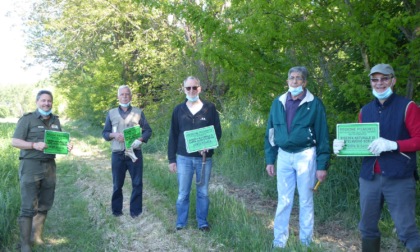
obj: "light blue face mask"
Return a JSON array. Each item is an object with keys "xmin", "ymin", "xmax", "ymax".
[
  {"xmin": 372, "ymin": 87, "xmax": 393, "ymax": 100},
  {"xmin": 288, "ymin": 86, "xmax": 303, "ymax": 97},
  {"xmin": 38, "ymin": 108, "xmax": 52, "ymax": 116},
  {"xmin": 186, "ymin": 95, "xmax": 199, "ymax": 102},
  {"xmin": 119, "ymin": 102, "xmax": 130, "ymax": 108}
]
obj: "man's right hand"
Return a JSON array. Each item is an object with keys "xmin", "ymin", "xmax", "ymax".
[
  {"xmin": 169, "ymin": 163, "xmax": 177, "ymax": 173},
  {"xmin": 333, "ymin": 139, "xmax": 345, "ymax": 154},
  {"xmin": 266, "ymin": 164, "xmax": 275, "ymax": 177},
  {"xmin": 110, "ymin": 132, "xmax": 124, "ymax": 142}
]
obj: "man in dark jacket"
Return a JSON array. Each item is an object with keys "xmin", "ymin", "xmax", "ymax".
[{"xmin": 168, "ymin": 76, "xmax": 222, "ymax": 231}]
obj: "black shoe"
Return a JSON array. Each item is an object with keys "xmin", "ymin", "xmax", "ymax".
[
  {"xmin": 176, "ymin": 226, "xmax": 184, "ymax": 231},
  {"xmin": 112, "ymin": 212, "xmax": 123, "ymax": 217},
  {"xmin": 199, "ymin": 226, "xmax": 210, "ymax": 232}
]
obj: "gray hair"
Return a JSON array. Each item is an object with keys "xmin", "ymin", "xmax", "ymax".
[
  {"xmin": 183, "ymin": 76, "xmax": 201, "ymax": 86},
  {"xmin": 36, "ymin": 90, "xmax": 53, "ymax": 102},
  {"xmin": 118, "ymin": 85, "xmax": 132, "ymax": 96},
  {"xmin": 288, "ymin": 66, "xmax": 308, "ymax": 81}
]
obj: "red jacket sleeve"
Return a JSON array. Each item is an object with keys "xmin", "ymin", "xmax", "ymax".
[
  {"xmin": 397, "ymin": 102, "xmax": 420, "ymax": 152},
  {"xmin": 358, "ymin": 102, "xmax": 420, "ymax": 152}
]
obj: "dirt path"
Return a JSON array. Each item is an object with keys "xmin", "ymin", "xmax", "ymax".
[{"xmin": 68, "ymin": 140, "xmax": 219, "ymax": 251}]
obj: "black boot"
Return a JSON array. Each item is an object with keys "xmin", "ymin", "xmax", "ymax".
[
  {"xmin": 19, "ymin": 217, "xmax": 33, "ymax": 252},
  {"xmin": 31, "ymin": 213, "xmax": 47, "ymax": 245},
  {"xmin": 362, "ymin": 237, "xmax": 380, "ymax": 252}
]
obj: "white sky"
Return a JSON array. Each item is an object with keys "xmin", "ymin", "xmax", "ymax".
[{"xmin": 0, "ymin": 0, "xmax": 49, "ymax": 86}]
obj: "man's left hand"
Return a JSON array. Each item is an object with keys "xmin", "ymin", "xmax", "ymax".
[
  {"xmin": 368, "ymin": 137, "xmax": 397, "ymax": 156},
  {"xmin": 131, "ymin": 139, "xmax": 142, "ymax": 149}
]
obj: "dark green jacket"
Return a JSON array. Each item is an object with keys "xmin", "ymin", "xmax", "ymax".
[{"xmin": 264, "ymin": 89, "xmax": 330, "ymax": 170}]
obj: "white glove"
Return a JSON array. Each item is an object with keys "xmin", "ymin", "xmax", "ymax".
[
  {"xmin": 125, "ymin": 147, "xmax": 138, "ymax": 162},
  {"xmin": 333, "ymin": 139, "xmax": 345, "ymax": 155},
  {"xmin": 368, "ymin": 137, "xmax": 397, "ymax": 156},
  {"xmin": 131, "ymin": 139, "xmax": 142, "ymax": 149}
]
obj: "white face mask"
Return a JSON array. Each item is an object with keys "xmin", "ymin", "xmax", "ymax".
[
  {"xmin": 186, "ymin": 95, "xmax": 199, "ymax": 102},
  {"xmin": 372, "ymin": 87, "xmax": 393, "ymax": 100},
  {"xmin": 288, "ymin": 86, "xmax": 303, "ymax": 96},
  {"xmin": 38, "ymin": 108, "xmax": 52, "ymax": 116},
  {"xmin": 119, "ymin": 102, "xmax": 130, "ymax": 108}
]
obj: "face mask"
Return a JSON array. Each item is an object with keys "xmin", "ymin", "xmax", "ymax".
[
  {"xmin": 38, "ymin": 108, "xmax": 52, "ymax": 116},
  {"xmin": 186, "ymin": 95, "xmax": 199, "ymax": 102},
  {"xmin": 288, "ymin": 86, "xmax": 303, "ymax": 97},
  {"xmin": 119, "ymin": 102, "xmax": 130, "ymax": 108},
  {"xmin": 372, "ymin": 87, "xmax": 393, "ymax": 100}
]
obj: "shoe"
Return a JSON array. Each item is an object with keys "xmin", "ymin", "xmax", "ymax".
[
  {"xmin": 199, "ymin": 226, "xmax": 210, "ymax": 232},
  {"xmin": 176, "ymin": 226, "xmax": 184, "ymax": 231},
  {"xmin": 112, "ymin": 212, "xmax": 123, "ymax": 217},
  {"xmin": 130, "ymin": 213, "xmax": 141, "ymax": 219}
]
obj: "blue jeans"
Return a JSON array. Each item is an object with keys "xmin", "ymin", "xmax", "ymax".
[
  {"xmin": 359, "ymin": 175, "xmax": 420, "ymax": 249},
  {"xmin": 111, "ymin": 150, "xmax": 143, "ymax": 216},
  {"xmin": 176, "ymin": 155, "xmax": 212, "ymax": 228},
  {"xmin": 273, "ymin": 147, "xmax": 316, "ymax": 247}
]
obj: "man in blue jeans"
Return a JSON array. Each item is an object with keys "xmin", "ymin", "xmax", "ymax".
[
  {"xmin": 102, "ymin": 85, "xmax": 152, "ymax": 218},
  {"xmin": 168, "ymin": 76, "xmax": 222, "ymax": 231}
]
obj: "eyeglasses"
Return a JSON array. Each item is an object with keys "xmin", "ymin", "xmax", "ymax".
[
  {"xmin": 185, "ymin": 86, "xmax": 199, "ymax": 91},
  {"xmin": 288, "ymin": 77, "xmax": 304, "ymax": 81},
  {"xmin": 370, "ymin": 76, "xmax": 393, "ymax": 83}
]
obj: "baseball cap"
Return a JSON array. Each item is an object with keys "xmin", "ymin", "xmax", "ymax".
[{"xmin": 368, "ymin": 64, "xmax": 395, "ymax": 76}]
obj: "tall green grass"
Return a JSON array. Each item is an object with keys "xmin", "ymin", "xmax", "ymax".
[{"xmin": 0, "ymin": 123, "xmax": 21, "ymax": 250}]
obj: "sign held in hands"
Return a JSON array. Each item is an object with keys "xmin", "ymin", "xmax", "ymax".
[
  {"xmin": 184, "ymin": 125, "xmax": 219, "ymax": 153},
  {"xmin": 123, "ymin": 125, "xmax": 142, "ymax": 149},
  {"xmin": 336, "ymin": 123, "xmax": 379, "ymax": 156},
  {"xmin": 44, "ymin": 130, "xmax": 70, "ymax": 155}
]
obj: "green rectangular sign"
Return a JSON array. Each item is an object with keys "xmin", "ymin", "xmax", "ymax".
[
  {"xmin": 184, "ymin": 125, "xmax": 219, "ymax": 153},
  {"xmin": 123, "ymin": 125, "xmax": 142, "ymax": 149},
  {"xmin": 44, "ymin": 130, "xmax": 70, "ymax": 155},
  {"xmin": 336, "ymin": 123, "xmax": 380, "ymax": 156}
]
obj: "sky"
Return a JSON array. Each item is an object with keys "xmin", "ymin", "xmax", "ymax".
[{"xmin": 0, "ymin": 0, "xmax": 49, "ymax": 86}]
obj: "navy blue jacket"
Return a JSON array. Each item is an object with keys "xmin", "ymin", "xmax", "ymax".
[{"xmin": 360, "ymin": 93, "xmax": 417, "ymax": 180}]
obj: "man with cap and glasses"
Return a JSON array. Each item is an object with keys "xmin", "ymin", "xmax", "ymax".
[{"xmin": 334, "ymin": 64, "xmax": 420, "ymax": 252}]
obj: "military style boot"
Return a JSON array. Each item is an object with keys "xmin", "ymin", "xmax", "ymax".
[
  {"xmin": 362, "ymin": 237, "xmax": 380, "ymax": 252},
  {"xmin": 31, "ymin": 213, "xmax": 47, "ymax": 245},
  {"xmin": 19, "ymin": 217, "xmax": 33, "ymax": 252}
]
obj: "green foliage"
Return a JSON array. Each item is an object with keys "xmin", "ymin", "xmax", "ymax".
[{"xmin": 0, "ymin": 123, "xmax": 21, "ymax": 249}]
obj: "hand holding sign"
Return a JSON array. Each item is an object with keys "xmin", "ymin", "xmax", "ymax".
[
  {"xmin": 123, "ymin": 126, "xmax": 142, "ymax": 149},
  {"xmin": 336, "ymin": 123, "xmax": 379, "ymax": 156}
]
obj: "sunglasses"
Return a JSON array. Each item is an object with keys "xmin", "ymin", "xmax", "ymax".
[{"xmin": 185, "ymin": 86, "xmax": 199, "ymax": 91}]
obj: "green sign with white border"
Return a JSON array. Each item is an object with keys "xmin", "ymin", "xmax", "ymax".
[
  {"xmin": 336, "ymin": 123, "xmax": 379, "ymax": 156},
  {"xmin": 184, "ymin": 125, "xmax": 219, "ymax": 153}
]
